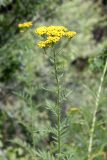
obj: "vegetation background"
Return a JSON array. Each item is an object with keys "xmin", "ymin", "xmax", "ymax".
[{"xmin": 0, "ymin": 0, "xmax": 107, "ymax": 159}]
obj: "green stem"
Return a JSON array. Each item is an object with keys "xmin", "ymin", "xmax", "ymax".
[
  {"xmin": 29, "ymin": 87, "xmax": 35, "ymax": 160},
  {"xmin": 53, "ymin": 48, "xmax": 61, "ymax": 160},
  {"xmin": 88, "ymin": 60, "xmax": 107, "ymax": 160}
]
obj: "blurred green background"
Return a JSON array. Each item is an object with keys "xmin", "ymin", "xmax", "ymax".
[{"xmin": 0, "ymin": 0, "xmax": 107, "ymax": 159}]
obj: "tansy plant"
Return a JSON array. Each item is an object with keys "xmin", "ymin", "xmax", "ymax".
[
  {"xmin": 18, "ymin": 23, "xmax": 77, "ymax": 159},
  {"xmin": 34, "ymin": 25, "xmax": 76, "ymax": 160}
]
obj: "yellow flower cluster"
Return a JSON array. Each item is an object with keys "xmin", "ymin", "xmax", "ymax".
[
  {"xmin": 65, "ymin": 31, "xmax": 77, "ymax": 38},
  {"xmin": 18, "ymin": 21, "xmax": 33, "ymax": 28},
  {"xmin": 38, "ymin": 36, "xmax": 61, "ymax": 48},
  {"xmin": 35, "ymin": 26, "xmax": 76, "ymax": 48},
  {"xmin": 35, "ymin": 26, "xmax": 47, "ymax": 36}
]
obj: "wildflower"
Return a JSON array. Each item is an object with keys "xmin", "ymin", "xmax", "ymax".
[
  {"xmin": 35, "ymin": 26, "xmax": 47, "ymax": 36},
  {"xmin": 18, "ymin": 21, "xmax": 33, "ymax": 28},
  {"xmin": 65, "ymin": 31, "xmax": 77, "ymax": 38},
  {"xmin": 46, "ymin": 26, "xmax": 67, "ymax": 37},
  {"xmin": 47, "ymin": 36, "xmax": 61, "ymax": 43},
  {"xmin": 37, "ymin": 41, "xmax": 47, "ymax": 48},
  {"xmin": 35, "ymin": 26, "xmax": 76, "ymax": 48}
]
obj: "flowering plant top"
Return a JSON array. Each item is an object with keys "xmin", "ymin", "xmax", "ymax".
[
  {"xmin": 34, "ymin": 26, "xmax": 76, "ymax": 48},
  {"xmin": 18, "ymin": 21, "xmax": 33, "ymax": 28}
]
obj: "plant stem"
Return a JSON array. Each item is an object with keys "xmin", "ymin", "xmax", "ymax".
[
  {"xmin": 88, "ymin": 60, "xmax": 107, "ymax": 160},
  {"xmin": 53, "ymin": 48, "xmax": 61, "ymax": 160},
  {"xmin": 29, "ymin": 87, "xmax": 35, "ymax": 160}
]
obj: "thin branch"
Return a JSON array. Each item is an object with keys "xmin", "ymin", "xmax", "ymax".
[{"xmin": 88, "ymin": 59, "xmax": 107, "ymax": 160}]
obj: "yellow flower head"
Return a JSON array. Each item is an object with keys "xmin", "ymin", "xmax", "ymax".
[
  {"xmin": 18, "ymin": 21, "xmax": 33, "ymax": 28},
  {"xmin": 37, "ymin": 41, "xmax": 47, "ymax": 48},
  {"xmin": 35, "ymin": 26, "xmax": 47, "ymax": 36},
  {"xmin": 46, "ymin": 26, "xmax": 67, "ymax": 37},
  {"xmin": 35, "ymin": 26, "xmax": 76, "ymax": 48},
  {"xmin": 65, "ymin": 31, "xmax": 77, "ymax": 38},
  {"xmin": 47, "ymin": 36, "xmax": 61, "ymax": 43}
]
